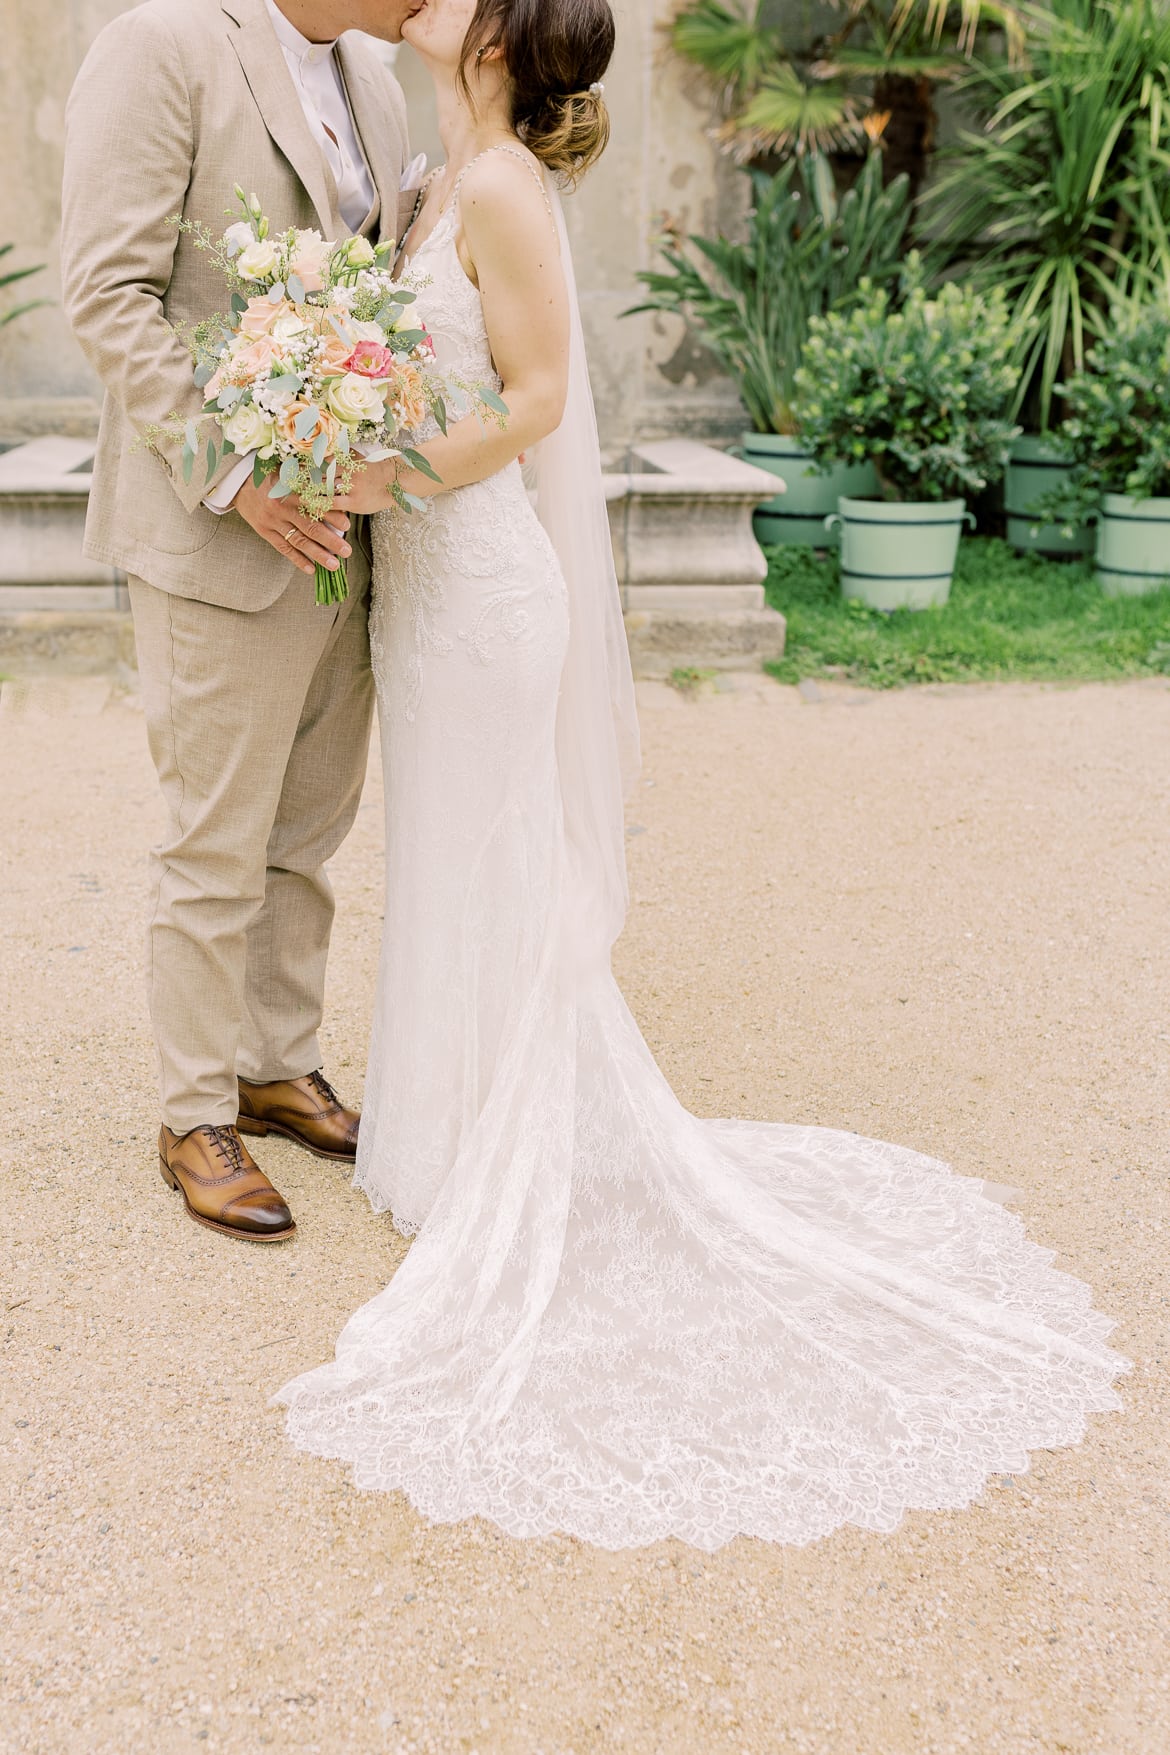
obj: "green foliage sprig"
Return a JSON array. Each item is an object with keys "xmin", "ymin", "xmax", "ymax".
[
  {"xmin": 794, "ymin": 257, "xmax": 1020, "ymax": 501},
  {"xmin": 626, "ymin": 150, "xmax": 910, "ymax": 434}
]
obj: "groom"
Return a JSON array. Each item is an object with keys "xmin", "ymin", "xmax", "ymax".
[{"xmin": 61, "ymin": 0, "xmax": 421, "ymax": 1241}]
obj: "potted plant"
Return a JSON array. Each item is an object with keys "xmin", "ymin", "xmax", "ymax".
[
  {"xmin": 795, "ymin": 258, "xmax": 1019, "ymax": 609},
  {"xmin": 929, "ymin": 0, "xmax": 1170, "ymax": 555},
  {"xmin": 1046, "ymin": 304, "xmax": 1170, "ymax": 595},
  {"xmin": 627, "ymin": 149, "xmax": 910, "ymax": 543}
]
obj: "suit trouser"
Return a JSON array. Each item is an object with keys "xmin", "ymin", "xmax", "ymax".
[{"xmin": 128, "ymin": 555, "xmax": 374, "ymax": 1133}]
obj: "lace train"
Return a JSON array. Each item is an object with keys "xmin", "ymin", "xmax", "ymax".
[{"xmin": 277, "ymin": 154, "xmax": 1127, "ymax": 1550}]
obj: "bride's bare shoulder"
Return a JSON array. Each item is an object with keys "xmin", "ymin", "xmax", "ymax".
[{"xmin": 458, "ymin": 147, "xmax": 558, "ymax": 242}]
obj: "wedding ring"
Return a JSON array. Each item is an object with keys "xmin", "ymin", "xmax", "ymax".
[{"xmin": 284, "ymin": 526, "xmax": 300, "ymax": 546}]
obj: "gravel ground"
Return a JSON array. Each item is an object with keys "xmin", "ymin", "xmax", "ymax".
[{"xmin": 1, "ymin": 671, "xmax": 1168, "ymax": 1755}]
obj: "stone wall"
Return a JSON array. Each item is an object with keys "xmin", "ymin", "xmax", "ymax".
[{"xmin": 0, "ymin": 0, "xmax": 745, "ymax": 456}]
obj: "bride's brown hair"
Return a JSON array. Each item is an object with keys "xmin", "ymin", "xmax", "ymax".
[{"xmin": 460, "ymin": 0, "xmax": 616, "ymax": 185}]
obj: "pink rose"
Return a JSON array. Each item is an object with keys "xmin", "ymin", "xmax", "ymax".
[{"xmin": 344, "ymin": 339, "xmax": 397, "ymax": 380}]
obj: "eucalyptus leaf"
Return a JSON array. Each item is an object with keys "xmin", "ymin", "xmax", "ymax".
[
  {"xmin": 287, "ymin": 273, "xmax": 306, "ymax": 303},
  {"xmin": 268, "ymin": 478, "xmax": 293, "ymax": 499},
  {"xmin": 399, "ymin": 446, "xmax": 442, "ymax": 484},
  {"xmin": 267, "ymin": 281, "xmax": 286, "ymax": 303},
  {"xmin": 294, "ymin": 405, "xmax": 321, "ymax": 441},
  {"xmin": 253, "ymin": 454, "xmax": 269, "ymax": 488}
]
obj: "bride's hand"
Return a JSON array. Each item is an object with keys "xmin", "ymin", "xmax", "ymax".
[{"xmin": 333, "ymin": 459, "xmax": 399, "ymax": 515}]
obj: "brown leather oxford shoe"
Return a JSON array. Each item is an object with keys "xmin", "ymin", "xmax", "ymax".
[
  {"xmin": 158, "ymin": 1124, "xmax": 296, "ymax": 1243},
  {"xmin": 236, "ymin": 1070, "xmax": 360, "ymax": 1163}
]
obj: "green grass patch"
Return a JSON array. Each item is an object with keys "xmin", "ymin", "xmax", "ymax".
[{"xmin": 764, "ymin": 537, "xmax": 1170, "ymax": 689}]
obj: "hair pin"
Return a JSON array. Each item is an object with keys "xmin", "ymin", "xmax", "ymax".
[{"xmin": 589, "ymin": 82, "xmax": 605, "ymax": 97}]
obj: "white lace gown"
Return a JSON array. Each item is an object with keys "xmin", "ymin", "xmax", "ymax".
[{"xmin": 278, "ymin": 186, "xmax": 1128, "ymax": 1551}]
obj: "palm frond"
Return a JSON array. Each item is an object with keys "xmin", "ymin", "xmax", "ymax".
[
  {"xmin": 670, "ymin": 1, "xmax": 777, "ymax": 98},
  {"xmin": 733, "ymin": 66, "xmax": 864, "ymax": 157}
]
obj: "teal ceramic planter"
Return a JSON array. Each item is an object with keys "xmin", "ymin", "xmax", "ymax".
[
  {"xmin": 1004, "ymin": 435, "xmax": 1091, "ymax": 557},
  {"xmin": 741, "ymin": 433, "xmax": 877, "ymax": 546},
  {"xmin": 1096, "ymin": 494, "xmax": 1170, "ymax": 596},
  {"xmin": 825, "ymin": 496, "xmax": 973, "ymax": 610}
]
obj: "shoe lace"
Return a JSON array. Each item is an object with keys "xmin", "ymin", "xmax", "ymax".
[
  {"xmin": 307, "ymin": 1070, "xmax": 341, "ymax": 1109},
  {"xmin": 199, "ymin": 1124, "xmax": 246, "ymax": 1173}
]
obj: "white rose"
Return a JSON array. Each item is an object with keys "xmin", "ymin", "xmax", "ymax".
[
  {"xmin": 221, "ymin": 403, "xmax": 277, "ymax": 457},
  {"xmin": 326, "ymin": 371, "xmax": 387, "ymax": 427},
  {"xmin": 236, "ymin": 238, "xmax": 281, "ymax": 281},
  {"xmin": 291, "ymin": 228, "xmax": 332, "ymax": 269},
  {"xmin": 270, "ymin": 311, "xmax": 310, "ymax": 344},
  {"xmin": 345, "ymin": 236, "xmax": 376, "ymax": 269},
  {"xmin": 350, "ymin": 319, "xmax": 388, "ymax": 344},
  {"xmin": 224, "ymin": 221, "xmax": 255, "ymax": 256}
]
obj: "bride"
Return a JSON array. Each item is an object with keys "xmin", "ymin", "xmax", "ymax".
[{"xmin": 277, "ymin": 0, "xmax": 1127, "ymax": 1550}]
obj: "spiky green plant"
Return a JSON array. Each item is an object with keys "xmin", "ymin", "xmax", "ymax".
[
  {"xmin": 626, "ymin": 149, "xmax": 910, "ymax": 433},
  {"xmin": 0, "ymin": 245, "xmax": 48, "ymax": 329},
  {"xmin": 928, "ymin": 0, "xmax": 1170, "ymax": 431}
]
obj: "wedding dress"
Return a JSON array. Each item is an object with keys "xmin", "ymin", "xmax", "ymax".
[{"xmin": 278, "ymin": 150, "xmax": 1127, "ymax": 1550}]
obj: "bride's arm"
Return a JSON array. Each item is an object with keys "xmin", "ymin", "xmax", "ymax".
[{"xmin": 336, "ymin": 153, "xmax": 570, "ymax": 511}]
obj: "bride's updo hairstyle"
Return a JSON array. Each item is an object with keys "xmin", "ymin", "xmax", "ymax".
[{"xmin": 460, "ymin": 0, "xmax": 617, "ymax": 184}]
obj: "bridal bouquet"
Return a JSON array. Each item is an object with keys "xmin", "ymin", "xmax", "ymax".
[{"xmin": 167, "ymin": 189, "xmax": 502, "ymax": 603}]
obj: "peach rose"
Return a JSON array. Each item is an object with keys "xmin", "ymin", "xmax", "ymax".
[
  {"xmin": 233, "ymin": 336, "xmax": 280, "ymax": 378},
  {"xmin": 386, "ymin": 363, "xmax": 430, "ymax": 430},
  {"xmin": 314, "ymin": 334, "xmax": 357, "ymax": 378},
  {"xmin": 288, "ymin": 229, "xmax": 332, "ymax": 295},
  {"xmin": 239, "ymin": 296, "xmax": 292, "ymax": 339},
  {"xmin": 275, "ymin": 400, "xmax": 341, "ymax": 456},
  {"xmin": 205, "ymin": 360, "xmax": 230, "ymax": 400}
]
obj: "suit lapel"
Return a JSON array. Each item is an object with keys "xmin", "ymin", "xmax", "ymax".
[
  {"xmin": 336, "ymin": 37, "xmax": 399, "ymax": 244},
  {"xmin": 221, "ymin": 0, "xmax": 334, "ymax": 235}
]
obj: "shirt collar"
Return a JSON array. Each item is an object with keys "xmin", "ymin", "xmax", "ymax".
[{"xmin": 265, "ymin": 0, "xmax": 339, "ymax": 64}]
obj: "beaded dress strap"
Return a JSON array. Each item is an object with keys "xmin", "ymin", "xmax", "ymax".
[{"xmin": 449, "ymin": 145, "xmax": 557, "ymax": 229}]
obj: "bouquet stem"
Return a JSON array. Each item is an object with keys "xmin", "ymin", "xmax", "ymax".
[{"xmin": 314, "ymin": 556, "xmax": 349, "ymax": 606}]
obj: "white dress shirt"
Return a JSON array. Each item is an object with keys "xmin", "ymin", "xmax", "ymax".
[
  {"xmin": 265, "ymin": 0, "xmax": 375, "ymax": 233},
  {"xmin": 206, "ymin": 3, "xmax": 380, "ymax": 513}
]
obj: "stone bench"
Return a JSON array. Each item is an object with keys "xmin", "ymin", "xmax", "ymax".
[
  {"xmin": 605, "ymin": 438, "xmax": 787, "ymax": 675},
  {"xmin": 0, "ymin": 437, "xmax": 124, "ymax": 610},
  {"xmin": 0, "ymin": 434, "xmax": 785, "ymax": 678}
]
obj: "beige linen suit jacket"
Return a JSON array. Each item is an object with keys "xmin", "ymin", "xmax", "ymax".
[{"xmin": 62, "ymin": 0, "xmax": 415, "ymax": 610}]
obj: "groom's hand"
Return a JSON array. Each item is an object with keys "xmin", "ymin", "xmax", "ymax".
[{"xmin": 231, "ymin": 480, "xmax": 352, "ymax": 578}]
